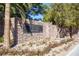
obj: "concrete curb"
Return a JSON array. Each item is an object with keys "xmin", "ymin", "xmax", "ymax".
[{"xmin": 66, "ymin": 44, "xmax": 79, "ymax": 56}]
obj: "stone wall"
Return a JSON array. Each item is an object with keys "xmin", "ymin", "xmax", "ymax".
[
  {"xmin": 10, "ymin": 18, "xmax": 60, "ymax": 44},
  {"xmin": 10, "ymin": 18, "xmax": 79, "ymax": 44},
  {"xmin": 17, "ymin": 20, "xmax": 59, "ymax": 43}
]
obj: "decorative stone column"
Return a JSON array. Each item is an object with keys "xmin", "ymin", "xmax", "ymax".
[
  {"xmin": 43, "ymin": 22, "xmax": 50, "ymax": 38},
  {"xmin": 10, "ymin": 18, "xmax": 15, "ymax": 46},
  {"xmin": 17, "ymin": 18, "xmax": 24, "ymax": 44},
  {"xmin": 10, "ymin": 18, "xmax": 15, "ymax": 40}
]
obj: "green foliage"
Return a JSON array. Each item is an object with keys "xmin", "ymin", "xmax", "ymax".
[
  {"xmin": 0, "ymin": 3, "xmax": 46, "ymax": 20},
  {"xmin": 0, "ymin": 36, "xmax": 3, "ymax": 43},
  {"xmin": 30, "ymin": 3, "xmax": 46, "ymax": 15},
  {"xmin": 43, "ymin": 3, "xmax": 79, "ymax": 38},
  {"xmin": 10, "ymin": 3, "xmax": 29, "ymax": 20},
  {"xmin": 0, "ymin": 3, "xmax": 30, "ymax": 20},
  {"xmin": 43, "ymin": 3, "xmax": 79, "ymax": 28}
]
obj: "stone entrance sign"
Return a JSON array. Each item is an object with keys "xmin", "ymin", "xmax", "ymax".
[
  {"xmin": 10, "ymin": 18, "xmax": 59, "ymax": 44},
  {"xmin": 30, "ymin": 24, "xmax": 43, "ymax": 33}
]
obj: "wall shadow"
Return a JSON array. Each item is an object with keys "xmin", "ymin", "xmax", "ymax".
[
  {"xmin": 0, "ymin": 19, "xmax": 4, "ymax": 37},
  {"xmin": 11, "ymin": 18, "xmax": 18, "ymax": 47},
  {"xmin": 23, "ymin": 22, "xmax": 43, "ymax": 33},
  {"xmin": 58, "ymin": 27, "xmax": 79, "ymax": 38},
  {"xmin": 23, "ymin": 20, "xmax": 33, "ymax": 36}
]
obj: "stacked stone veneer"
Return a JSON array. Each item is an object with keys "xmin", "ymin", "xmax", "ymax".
[
  {"xmin": 10, "ymin": 18, "xmax": 79, "ymax": 44},
  {"xmin": 10, "ymin": 18, "xmax": 60, "ymax": 44},
  {"xmin": 17, "ymin": 21, "xmax": 59, "ymax": 43}
]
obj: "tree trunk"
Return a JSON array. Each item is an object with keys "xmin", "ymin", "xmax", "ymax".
[
  {"xmin": 4, "ymin": 3, "xmax": 10, "ymax": 48},
  {"xmin": 69, "ymin": 26, "xmax": 73, "ymax": 38}
]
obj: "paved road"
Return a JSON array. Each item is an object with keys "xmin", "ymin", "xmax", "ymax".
[{"xmin": 67, "ymin": 44, "xmax": 79, "ymax": 56}]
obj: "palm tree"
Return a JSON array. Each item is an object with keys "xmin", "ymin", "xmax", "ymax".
[
  {"xmin": 4, "ymin": 3, "xmax": 10, "ymax": 48},
  {"xmin": 3, "ymin": 3, "xmax": 31, "ymax": 48},
  {"xmin": 3, "ymin": 3, "xmax": 43, "ymax": 48}
]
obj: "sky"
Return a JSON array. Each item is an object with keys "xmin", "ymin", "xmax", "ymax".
[{"xmin": 30, "ymin": 14, "xmax": 43, "ymax": 20}]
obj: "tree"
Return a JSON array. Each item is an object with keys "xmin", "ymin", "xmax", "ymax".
[
  {"xmin": 4, "ymin": 3, "xmax": 10, "ymax": 48},
  {"xmin": 3, "ymin": 3, "xmax": 30, "ymax": 48},
  {"xmin": 43, "ymin": 3, "xmax": 79, "ymax": 38},
  {"xmin": 3, "ymin": 3, "xmax": 45, "ymax": 48},
  {"xmin": 28, "ymin": 3, "xmax": 46, "ymax": 20}
]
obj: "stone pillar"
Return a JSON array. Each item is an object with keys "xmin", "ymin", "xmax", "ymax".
[
  {"xmin": 50, "ymin": 25, "xmax": 59, "ymax": 39},
  {"xmin": 10, "ymin": 18, "xmax": 15, "ymax": 40},
  {"xmin": 43, "ymin": 23, "xmax": 50, "ymax": 38},
  {"xmin": 17, "ymin": 18, "xmax": 24, "ymax": 44}
]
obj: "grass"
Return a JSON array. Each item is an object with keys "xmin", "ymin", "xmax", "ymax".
[{"xmin": 0, "ymin": 36, "xmax": 4, "ymax": 43}]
